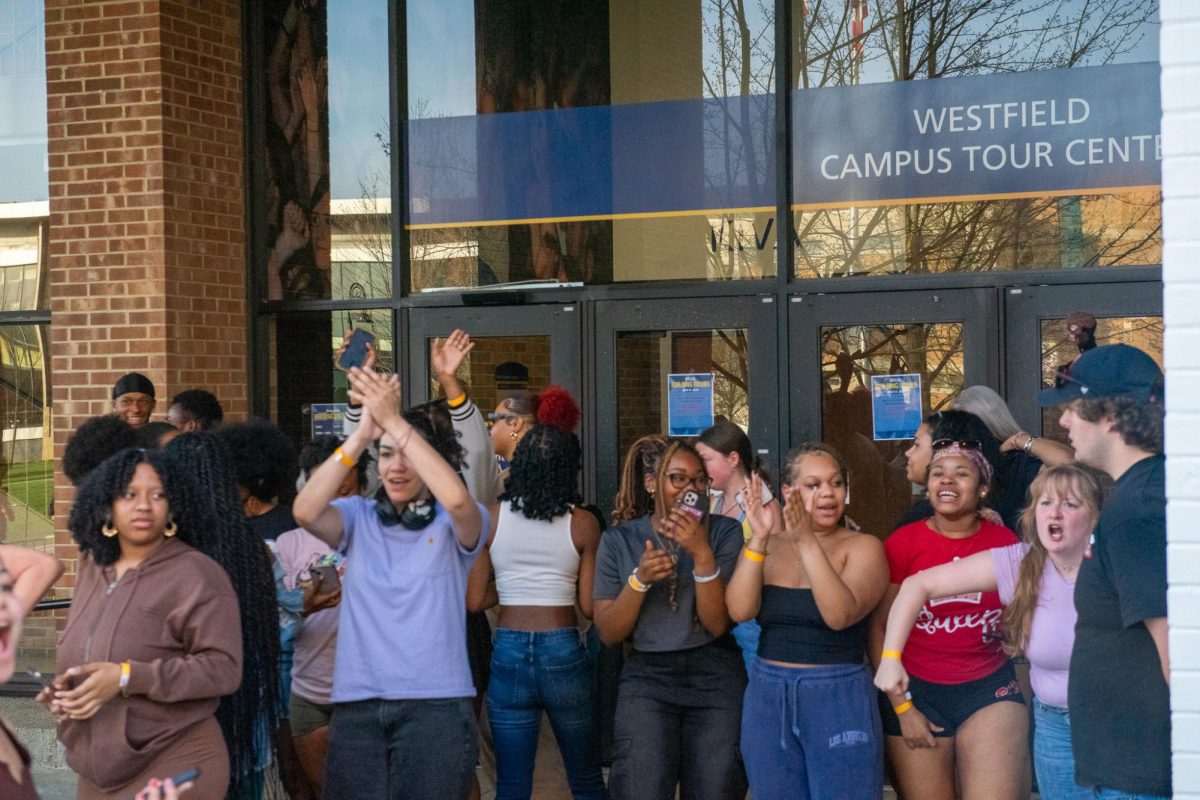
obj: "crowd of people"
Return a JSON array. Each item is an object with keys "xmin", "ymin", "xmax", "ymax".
[{"xmin": 0, "ymin": 329, "xmax": 1171, "ymax": 800}]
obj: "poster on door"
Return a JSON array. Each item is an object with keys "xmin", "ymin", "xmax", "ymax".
[
  {"xmin": 667, "ymin": 373, "xmax": 715, "ymax": 437},
  {"xmin": 870, "ymin": 374, "xmax": 922, "ymax": 441},
  {"xmin": 311, "ymin": 403, "xmax": 349, "ymax": 438}
]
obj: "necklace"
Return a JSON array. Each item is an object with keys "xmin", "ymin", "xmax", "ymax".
[
  {"xmin": 928, "ymin": 515, "xmax": 979, "ymax": 538},
  {"xmin": 1049, "ymin": 556, "xmax": 1081, "ymax": 577}
]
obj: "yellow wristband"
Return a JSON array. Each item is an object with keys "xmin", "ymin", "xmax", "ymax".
[
  {"xmin": 742, "ymin": 547, "xmax": 766, "ymax": 563},
  {"xmin": 119, "ymin": 661, "xmax": 132, "ymax": 697},
  {"xmin": 881, "ymin": 650, "xmax": 903, "ymax": 660},
  {"xmin": 446, "ymin": 393, "xmax": 468, "ymax": 409},
  {"xmin": 333, "ymin": 447, "xmax": 356, "ymax": 468},
  {"xmin": 892, "ymin": 700, "xmax": 913, "ymax": 715},
  {"xmin": 628, "ymin": 572, "xmax": 650, "ymax": 593}
]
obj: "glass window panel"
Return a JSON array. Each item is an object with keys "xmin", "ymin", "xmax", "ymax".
[
  {"xmin": 616, "ymin": 328, "xmax": 750, "ymax": 459},
  {"xmin": 0, "ymin": 324, "xmax": 55, "ymax": 673},
  {"xmin": 260, "ymin": 0, "xmax": 393, "ymax": 301},
  {"xmin": 791, "ymin": 2, "xmax": 1161, "ymax": 277},
  {"xmin": 406, "ymin": 1, "xmax": 776, "ymax": 290},
  {"xmin": 820, "ymin": 322, "xmax": 965, "ymax": 537},
  {"xmin": 1038, "ymin": 314, "xmax": 1163, "ymax": 441},
  {"xmin": 0, "ymin": 217, "xmax": 46, "ymax": 312},
  {"xmin": 268, "ymin": 310, "xmax": 394, "ymax": 444},
  {"xmin": 0, "ymin": 0, "xmax": 48, "ymax": 204},
  {"xmin": 427, "ymin": 335, "xmax": 550, "ymax": 416}
]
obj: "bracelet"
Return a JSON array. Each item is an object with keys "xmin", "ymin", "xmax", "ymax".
[
  {"xmin": 446, "ymin": 393, "xmax": 468, "ymax": 409},
  {"xmin": 1023, "ymin": 435, "xmax": 1039, "ymax": 454},
  {"xmin": 119, "ymin": 661, "xmax": 131, "ymax": 697},
  {"xmin": 892, "ymin": 700, "xmax": 914, "ymax": 715},
  {"xmin": 693, "ymin": 566, "xmax": 721, "ymax": 583},
  {"xmin": 628, "ymin": 571, "xmax": 651, "ymax": 593},
  {"xmin": 333, "ymin": 447, "xmax": 355, "ymax": 468},
  {"xmin": 742, "ymin": 546, "xmax": 766, "ymax": 563},
  {"xmin": 880, "ymin": 649, "xmax": 902, "ymax": 660}
]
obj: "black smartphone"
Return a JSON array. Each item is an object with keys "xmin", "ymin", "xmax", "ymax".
[
  {"xmin": 311, "ymin": 564, "xmax": 341, "ymax": 595},
  {"xmin": 337, "ymin": 328, "xmax": 376, "ymax": 371}
]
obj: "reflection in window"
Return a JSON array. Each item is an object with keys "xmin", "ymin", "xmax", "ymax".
[
  {"xmin": 268, "ymin": 310, "xmax": 394, "ymax": 444},
  {"xmin": 0, "ymin": 216, "xmax": 46, "ymax": 311},
  {"xmin": 260, "ymin": 0, "xmax": 392, "ymax": 300},
  {"xmin": 407, "ymin": 1, "xmax": 776, "ymax": 290},
  {"xmin": 616, "ymin": 329, "xmax": 749, "ymax": 459},
  {"xmin": 1038, "ymin": 314, "xmax": 1163, "ymax": 441},
  {"xmin": 820, "ymin": 322, "xmax": 965, "ymax": 537},
  {"xmin": 0, "ymin": 0, "xmax": 48, "ymax": 203},
  {"xmin": 791, "ymin": 1, "xmax": 1160, "ymax": 277}
]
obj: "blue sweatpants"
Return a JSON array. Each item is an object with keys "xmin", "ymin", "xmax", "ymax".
[{"xmin": 741, "ymin": 660, "xmax": 882, "ymax": 800}]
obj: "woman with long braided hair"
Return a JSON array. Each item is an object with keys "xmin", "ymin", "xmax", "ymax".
[{"xmin": 165, "ymin": 433, "xmax": 282, "ymax": 799}]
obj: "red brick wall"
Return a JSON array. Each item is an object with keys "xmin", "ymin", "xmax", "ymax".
[{"xmin": 41, "ymin": 0, "xmax": 246, "ymax": 657}]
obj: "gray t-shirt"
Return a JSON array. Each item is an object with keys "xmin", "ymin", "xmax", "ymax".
[{"xmin": 594, "ymin": 515, "xmax": 743, "ymax": 652}]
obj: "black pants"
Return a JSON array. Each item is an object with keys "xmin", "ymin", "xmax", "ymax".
[
  {"xmin": 608, "ymin": 642, "xmax": 748, "ymax": 800},
  {"xmin": 322, "ymin": 696, "xmax": 478, "ymax": 800}
]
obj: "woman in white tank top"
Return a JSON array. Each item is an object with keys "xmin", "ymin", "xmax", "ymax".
[{"xmin": 466, "ymin": 425, "xmax": 606, "ymax": 800}]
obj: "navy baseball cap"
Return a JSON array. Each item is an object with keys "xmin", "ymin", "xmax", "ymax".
[{"xmin": 1037, "ymin": 344, "xmax": 1162, "ymax": 406}]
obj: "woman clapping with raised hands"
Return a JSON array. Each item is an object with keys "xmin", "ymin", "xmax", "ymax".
[
  {"xmin": 293, "ymin": 367, "xmax": 486, "ymax": 800},
  {"xmin": 726, "ymin": 443, "xmax": 888, "ymax": 800}
]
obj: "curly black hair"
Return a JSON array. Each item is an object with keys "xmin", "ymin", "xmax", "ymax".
[
  {"xmin": 169, "ymin": 389, "xmax": 224, "ymax": 430},
  {"xmin": 501, "ymin": 425, "xmax": 582, "ymax": 521},
  {"xmin": 300, "ymin": 434, "xmax": 371, "ymax": 487},
  {"xmin": 63, "ymin": 415, "xmax": 140, "ymax": 486},
  {"xmin": 1076, "ymin": 395, "xmax": 1164, "ymax": 454},
  {"xmin": 164, "ymin": 432, "xmax": 281, "ymax": 794},
  {"xmin": 67, "ymin": 448, "xmax": 212, "ymax": 566},
  {"xmin": 215, "ymin": 419, "xmax": 300, "ymax": 504}
]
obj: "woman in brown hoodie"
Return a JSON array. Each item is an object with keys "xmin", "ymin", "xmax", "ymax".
[{"xmin": 39, "ymin": 448, "xmax": 243, "ymax": 799}]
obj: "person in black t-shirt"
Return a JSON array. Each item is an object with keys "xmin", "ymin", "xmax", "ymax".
[{"xmin": 1038, "ymin": 343, "xmax": 1170, "ymax": 799}]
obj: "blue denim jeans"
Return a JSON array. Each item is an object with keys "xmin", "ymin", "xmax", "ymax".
[
  {"xmin": 322, "ymin": 696, "xmax": 477, "ymax": 800},
  {"xmin": 732, "ymin": 619, "xmax": 761, "ymax": 671},
  {"xmin": 741, "ymin": 660, "xmax": 882, "ymax": 800},
  {"xmin": 1033, "ymin": 700, "xmax": 1091, "ymax": 800},
  {"xmin": 487, "ymin": 627, "xmax": 606, "ymax": 800}
]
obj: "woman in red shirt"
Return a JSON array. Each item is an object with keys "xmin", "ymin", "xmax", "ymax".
[{"xmin": 869, "ymin": 441, "xmax": 1028, "ymax": 800}]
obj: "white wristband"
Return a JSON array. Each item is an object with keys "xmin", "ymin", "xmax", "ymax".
[
  {"xmin": 628, "ymin": 570, "xmax": 651, "ymax": 593},
  {"xmin": 693, "ymin": 566, "xmax": 721, "ymax": 583}
]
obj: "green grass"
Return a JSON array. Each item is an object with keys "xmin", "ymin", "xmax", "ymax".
[{"xmin": 3, "ymin": 459, "xmax": 53, "ymax": 517}]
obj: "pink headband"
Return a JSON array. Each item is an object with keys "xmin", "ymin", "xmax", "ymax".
[{"xmin": 929, "ymin": 443, "xmax": 993, "ymax": 486}]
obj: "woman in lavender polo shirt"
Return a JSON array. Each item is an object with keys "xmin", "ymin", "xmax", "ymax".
[
  {"xmin": 876, "ymin": 464, "xmax": 1103, "ymax": 800},
  {"xmin": 294, "ymin": 368, "xmax": 486, "ymax": 800}
]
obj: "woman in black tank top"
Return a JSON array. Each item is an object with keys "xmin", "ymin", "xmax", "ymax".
[{"xmin": 725, "ymin": 443, "xmax": 889, "ymax": 800}]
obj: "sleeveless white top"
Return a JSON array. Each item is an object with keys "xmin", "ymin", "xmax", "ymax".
[{"xmin": 491, "ymin": 504, "xmax": 580, "ymax": 607}]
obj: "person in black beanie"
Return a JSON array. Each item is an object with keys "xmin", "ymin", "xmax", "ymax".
[{"xmin": 111, "ymin": 372, "xmax": 156, "ymax": 428}]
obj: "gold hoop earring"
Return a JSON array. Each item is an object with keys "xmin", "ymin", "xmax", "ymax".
[
  {"xmin": 164, "ymin": 519, "xmax": 177, "ymax": 538},
  {"xmin": 102, "ymin": 519, "xmax": 118, "ymax": 538},
  {"xmin": 510, "ymin": 430, "xmax": 519, "ymax": 441}
]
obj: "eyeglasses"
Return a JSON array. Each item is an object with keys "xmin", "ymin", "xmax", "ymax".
[
  {"xmin": 485, "ymin": 412, "xmax": 520, "ymax": 430},
  {"xmin": 665, "ymin": 472, "xmax": 710, "ymax": 491},
  {"xmin": 931, "ymin": 439, "xmax": 982, "ymax": 451}
]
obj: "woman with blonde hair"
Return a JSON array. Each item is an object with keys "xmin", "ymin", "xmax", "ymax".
[{"xmin": 875, "ymin": 463, "xmax": 1103, "ymax": 800}]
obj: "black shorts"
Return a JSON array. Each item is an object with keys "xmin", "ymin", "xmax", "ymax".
[{"xmin": 880, "ymin": 661, "xmax": 1023, "ymax": 737}]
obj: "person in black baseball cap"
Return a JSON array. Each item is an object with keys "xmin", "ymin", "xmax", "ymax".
[
  {"xmin": 1037, "ymin": 342, "xmax": 1171, "ymax": 799},
  {"xmin": 111, "ymin": 372, "xmax": 156, "ymax": 428}
]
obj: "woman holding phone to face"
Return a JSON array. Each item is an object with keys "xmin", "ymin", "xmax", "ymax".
[
  {"xmin": 593, "ymin": 440, "xmax": 746, "ymax": 800},
  {"xmin": 293, "ymin": 367, "xmax": 486, "ymax": 800},
  {"xmin": 726, "ymin": 443, "xmax": 889, "ymax": 800}
]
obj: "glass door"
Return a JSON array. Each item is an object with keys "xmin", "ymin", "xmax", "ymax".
[
  {"xmin": 593, "ymin": 296, "xmax": 781, "ymax": 518},
  {"xmin": 788, "ymin": 289, "xmax": 997, "ymax": 538},
  {"xmin": 406, "ymin": 303, "xmax": 583, "ymax": 413},
  {"xmin": 1004, "ymin": 282, "xmax": 1163, "ymax": 444}
]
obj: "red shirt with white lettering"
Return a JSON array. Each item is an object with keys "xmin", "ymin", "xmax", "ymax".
[{"xmin": 885, "ymin": 518, "xmax": 1018, "ymax": 684}]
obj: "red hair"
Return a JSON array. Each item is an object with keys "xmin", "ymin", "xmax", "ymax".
[{"xmin": 535, "ymin": 385, "xmax": 580, "ymax": 433}]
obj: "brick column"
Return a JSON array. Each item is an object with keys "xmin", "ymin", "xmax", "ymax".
[{"xmin": 45, "ymin": 0, "xmax": 247, "ymax": 574}]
